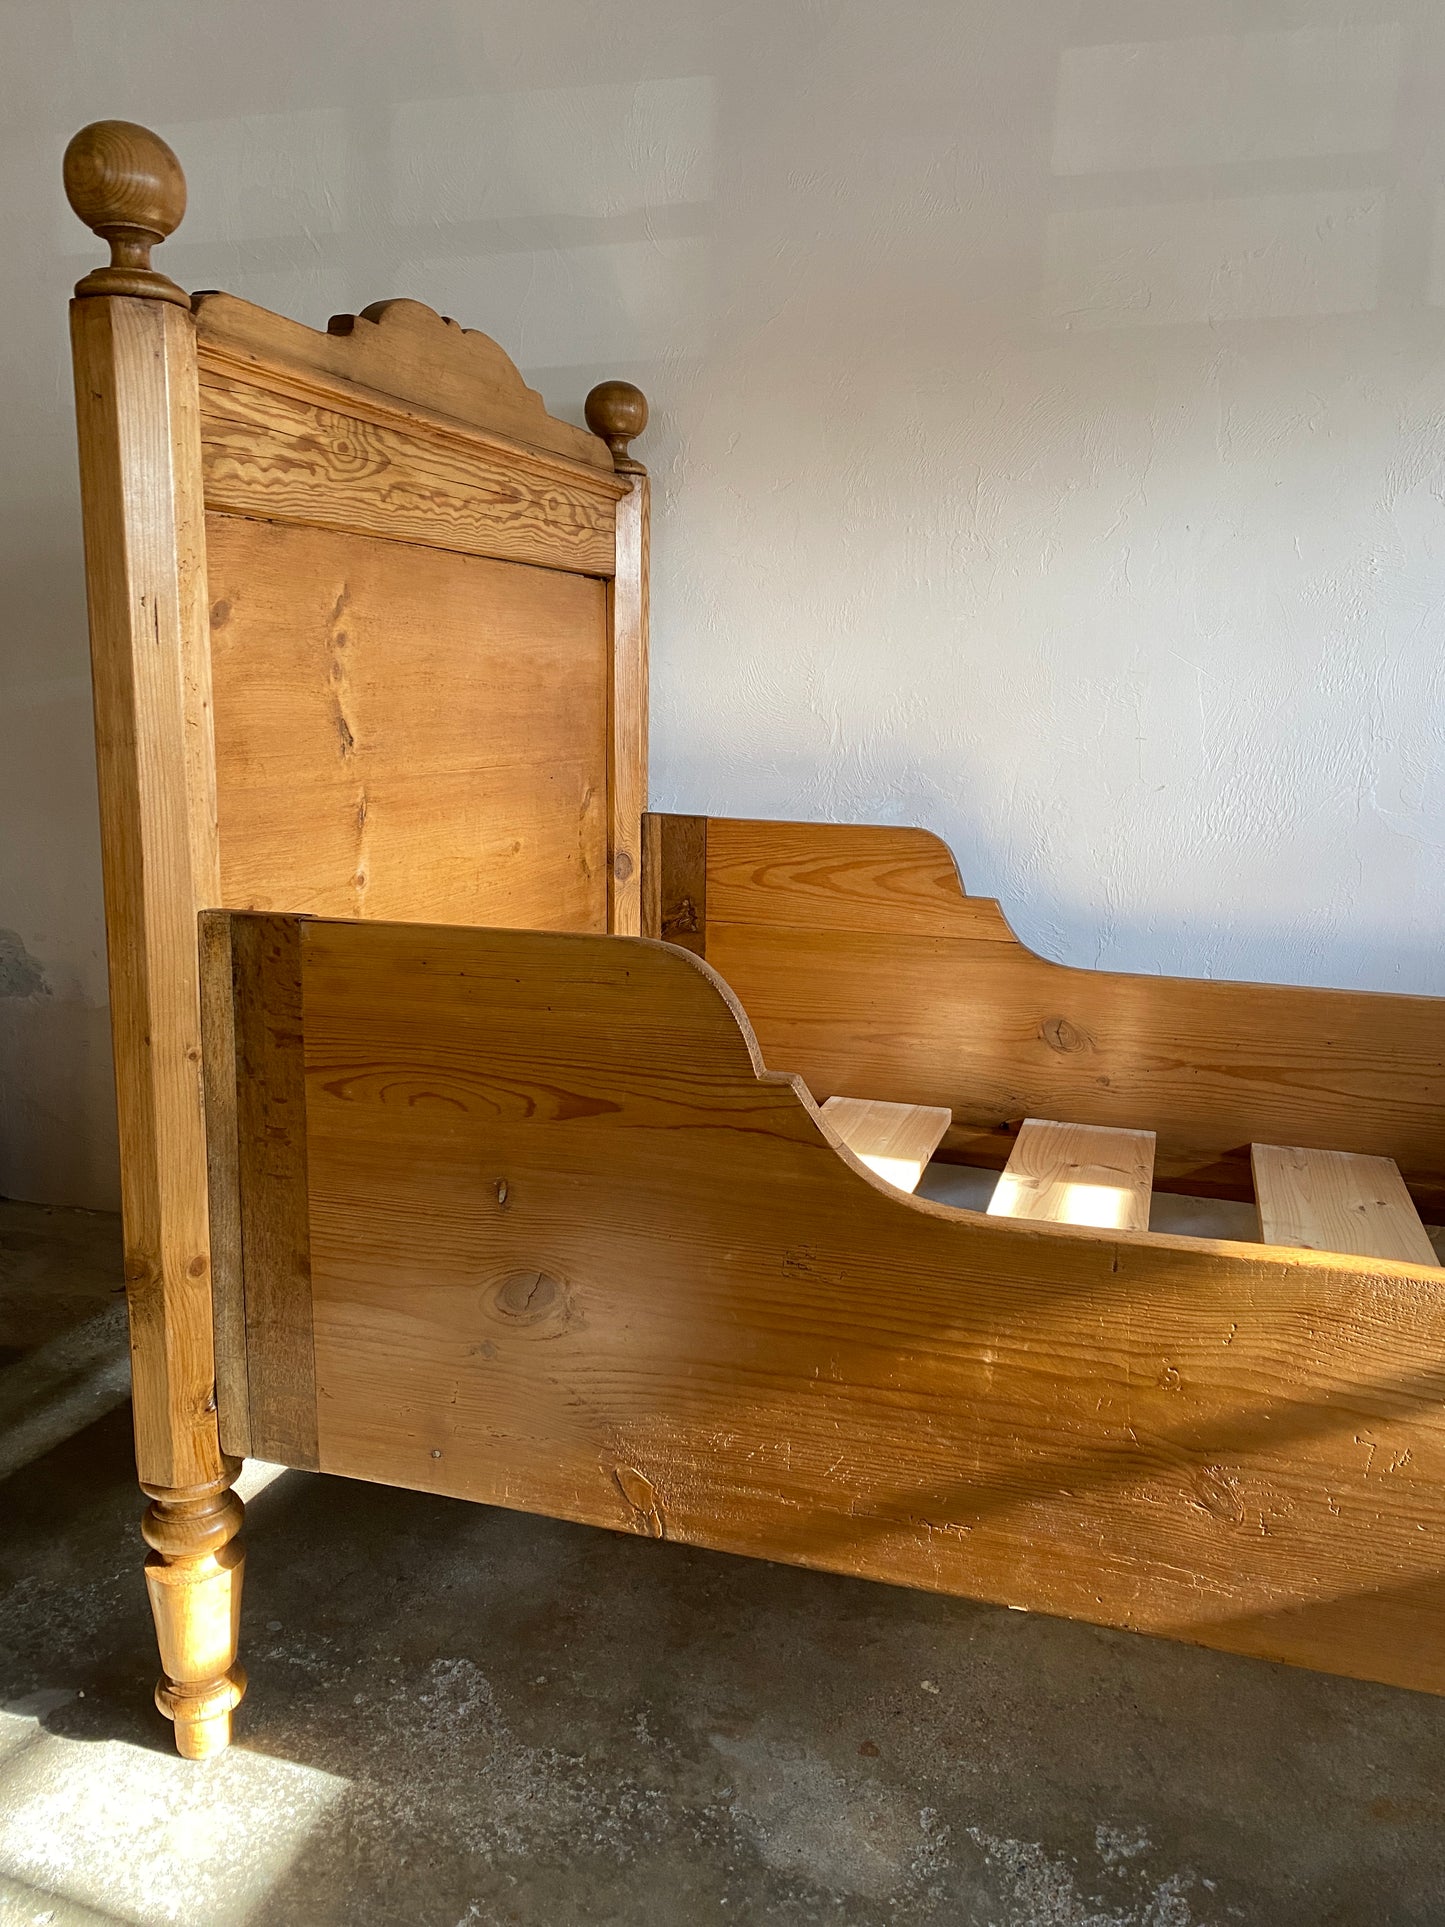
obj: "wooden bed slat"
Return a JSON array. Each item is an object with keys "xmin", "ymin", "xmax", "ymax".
[
  {"xmin": 1252, "ymin": 1144, "xmax": 1440, "ymax": 1267},
  {"xmin": 820, "ymin": 1096, "xmax": 951, "ymax": 1194},
  {"xmin": 988, "ymin": 1118, "xmax": 1156, "ymax": 1232}
]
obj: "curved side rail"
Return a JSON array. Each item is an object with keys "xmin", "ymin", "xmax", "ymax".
[
  {"xmin": 208, "ymin": 911, "xmax": 1445, "ymax": 1698},
  {"xmin": 645, "ymin": 813, "xmax": 1445, "ymax": 1215}
]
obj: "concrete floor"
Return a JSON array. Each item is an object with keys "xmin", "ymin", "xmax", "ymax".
[{"xmin": 1, "ymin": 1200, "xmax": 1443, "ymax": 1926}]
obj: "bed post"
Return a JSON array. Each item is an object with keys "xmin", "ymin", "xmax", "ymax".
[
  {"xmin": 586, "ymin": 381, "xmax": 650, "ymax": 936},
  {"xmin": 64, "ymin": 122, "xmax": 245, "ymax": 1759}
]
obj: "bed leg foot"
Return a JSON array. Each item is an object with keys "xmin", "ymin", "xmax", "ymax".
[{"xmin": 141, "ymin": 1463, "xmax": 247, "ymax": 1760}]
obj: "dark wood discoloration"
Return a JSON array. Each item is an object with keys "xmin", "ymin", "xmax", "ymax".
[
  {"xmin": 231, "ymin": 914, "xmax": 317, "ymax": 1467},
  {"xmin": 644, "ymin": 812, "xmax": 708, "ymax": 956},
  {"xmin": 198, "ymin": 912, "xmax": 250, "ymax": 1459}
]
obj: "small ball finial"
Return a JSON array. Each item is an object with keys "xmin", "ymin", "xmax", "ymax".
[
  {"xmin": 585, "ymin": 380, "xmax": 649, "ymax": 472},
  {"xmin": 63, "ymin": 120, "xmax": 189, "ymax": 305}
]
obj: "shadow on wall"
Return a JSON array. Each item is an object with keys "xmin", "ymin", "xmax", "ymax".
[{"xmin": 0, "ymin": 531, "xmax": 119, "ymax": 1208}]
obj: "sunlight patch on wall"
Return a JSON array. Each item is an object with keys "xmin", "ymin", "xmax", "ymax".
[
  {"xmin": 1054, "ymin": 25, "xmax": 1402, "ymax": 175},
  {"xmin": 155, "ymin": 108, "xmax": 354, "ymax": 245},
  {"xmin": 409, "ymin": 233, "xmax": 710, "ymax": 364},
  {"xmin": 391, "ymin": 77, "xmax": 715, "ymax": 224},
  {"xmin": 1045, "ymin": 191, "xmax": 1382, "ymax": 329}
]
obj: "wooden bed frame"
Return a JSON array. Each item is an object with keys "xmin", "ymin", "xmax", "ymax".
[{"xmin": 63, "ymin": 122, "xmax": 1445, "ymax": 1759}]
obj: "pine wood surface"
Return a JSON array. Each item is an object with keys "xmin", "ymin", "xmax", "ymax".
[
  {"xmin": 643, "ymin": 812, "xmax": 708, "ymax": 953},
  {"xmin": 229, "ymin": 915, "xmax": 318, "ymax": 1466},
  {"xmin": 606, "ymin": 470, "xmax": 650, "ymax": 935},
  {"xmin": 1252, "ymin": 1144, "xmax": 1440, "ymax": 1267},
  {"xmin": 70, "ymin": 293, "xmax": 223, "ymax": 1493},
  {"xmin": 66, "ymin": 118, "xmax": 249, "ymax": 1760},
  {"xmin": 210, "ymin": 912, "xmax": 1445, "ymax": 1698},
  {"xmin": 207, "ymin": 516, "xmax": 609, "ymax": 930},
  {"xmin": 679, "ymin": 817, "xmax": 1445, "ymax": 1214},
  {"xmin": 198, "ymin": 369, "xmax": 618, "ymax": 577},
  {"xmin": 194, "ymin": 293, "xmax": 612, "ymax": 470},
  {"xmin": 64, "ymin": 119, "xmax": 189, "ymax": 305},
  {"xmin": 819, "ymin": 1096, "xmax": 951, "ymax": 1194},
  {"xmin": 199, "ymin": 912, "xmax": 250, "ymax": 1460},
  {"xmin": 989, "ymin": 1119, "xmax": 1156, "ymax": 1232}
]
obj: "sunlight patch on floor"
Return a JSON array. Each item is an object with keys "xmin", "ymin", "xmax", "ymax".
[{"xmin": 0, "ymin": 1701, "xmax": 346, "ymax": 1927}]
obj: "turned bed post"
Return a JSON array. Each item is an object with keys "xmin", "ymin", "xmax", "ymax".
[{"xmin": 64, "ymin": 121, "xmax": 245, "ymax": 1759}]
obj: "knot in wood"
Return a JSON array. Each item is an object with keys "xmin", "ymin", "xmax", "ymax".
[
  {"xmin": 493, "ymin": 1268, "xmax": 567, "ymax": 1326},
  {"xmin": 1040, "ymin": 1015, "xmax": 1094, "ymax": 1054},
  {"xmin": 663, "ymin": 895, "xmax": 700, "ymax": 937}
]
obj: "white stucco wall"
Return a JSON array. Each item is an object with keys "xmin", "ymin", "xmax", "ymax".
[{"xmin": 3, "ymin": 0, "xmax": 1444, "ymax": 1208}]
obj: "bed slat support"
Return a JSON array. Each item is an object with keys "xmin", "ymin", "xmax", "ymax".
[
  {"xmin": 819, "ymin": 1096, "xmax": 952, "ymax": 1194},
  {"xmin": 988, "ymin": 1118, "xmax": 1156, "ymax": 1231},
  {"xmin": 1251, "ymin": 1144, "xmax": 1440, "ymax": 1267}
]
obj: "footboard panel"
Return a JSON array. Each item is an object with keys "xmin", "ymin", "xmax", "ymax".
[{"xmin": 208, "ymin": 912, "xmax": 1445, "ymax": 1696}]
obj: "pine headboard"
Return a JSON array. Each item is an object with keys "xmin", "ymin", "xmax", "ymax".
[
  {"xmin": 70, "ymin": 123, "xmax": 650, "ymax": 946},
  {"xmin": 191, "ymin": 294, "xmax": 646, "ymax": 933},
  {"xmin": 64, "ymin": 118, "xmax": 648, "ymax": 1486}
]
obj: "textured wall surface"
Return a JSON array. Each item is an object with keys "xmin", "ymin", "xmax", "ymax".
[{"xmin": 3, "ymin": 0, "xmax": 1444, "ymax": 1207}]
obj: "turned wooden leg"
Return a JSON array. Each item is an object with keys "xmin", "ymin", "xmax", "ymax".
[{"xmin": 140, "ymin": 1462, "xmax": 246, "ymax": 1760}]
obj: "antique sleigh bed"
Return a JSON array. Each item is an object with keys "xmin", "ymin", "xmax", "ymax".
[{"xmin": 63, "ymin": 121, "xmax": 1445, "ymax": 1759}]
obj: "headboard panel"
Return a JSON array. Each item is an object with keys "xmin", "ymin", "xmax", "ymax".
[
  {"xmin": 206, "ymin": 517, "xmax": 609, "ymax": 926},
  {"xmin": 190, "ymin": 293, "xmax": 636, "ymax": 935},
  {"xmin": 65, "ymin": 118, "xmax": 650, "ymax": 1489}
]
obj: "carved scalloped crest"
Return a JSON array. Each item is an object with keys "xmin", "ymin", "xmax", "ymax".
[{"xmin": 193, "ymin": 292, "xmax": 612, "ymax": 471}]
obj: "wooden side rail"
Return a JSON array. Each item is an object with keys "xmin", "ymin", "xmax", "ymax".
[
  {"xmin": 209, "ymin": 912, "xmax": 1445, "ymax": 1698},
  {"xmin": 643, "ymin": 813, "xmax": 1445, "ymax": 1216}
]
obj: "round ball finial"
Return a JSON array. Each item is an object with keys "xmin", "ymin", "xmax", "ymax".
[
  {"xmin": 585, "ymin": 380, "xmax": 649, "ymax": 471},
  {"xmin": 63, "ymin": 120, "xmax": 189, "ymax": 305}
]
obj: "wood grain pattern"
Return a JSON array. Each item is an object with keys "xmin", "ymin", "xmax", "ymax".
[
  {"xmin": 705, "ymin": 817, "xmax": 1013, "ymax": 939},
  {"xmin": 989, "ymin": 1119, "xmax": 1155, "ymax": 1232},
  {"xmin": 208, "ymin": 517, "xmax": 609, "ymax": 931},
  {"xmin": 195, "ymin": 293, "xmax": 611, "ymax": 470},
  {"xmin": 265, "ymin": 914, "xmax": 1445, "ymax": 1697},
  {"xmin": 687, "ymin": 817, "xmax": 1445, "ymax": 1213},
  {"xmin": 141, "ymin": 1470, "xmax": 246, "ymax": 1759},
  {"xmin": 231, "ymin": 915, "xmax": 317, "ymax": 1468},
  {"xmin": 607, "ymin": 469, "xmax": 650, "ymax": 933},
  {"xmin": 70, "ymin": 293, "xmax": 223, "ymax": 1492},
  {"xmin": 199, "ymin": 370, "xmax": 619, "ymax": 576},
  {"xmin": 63, "ymin": 119, "xmax": 189, "ymax": 305},
  {"xmin": 820, "ymin": 1096, "xmax": 951, "ymax": 1194},
  {"xmin": 1252, "ymin": 1145, "xmax": 1439, "ymax": 1267}
]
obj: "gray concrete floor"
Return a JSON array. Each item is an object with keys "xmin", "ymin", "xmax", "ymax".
[{"xmin": 1, "ymin": 1198, "xmax": 1443, "ymax": 1927}]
